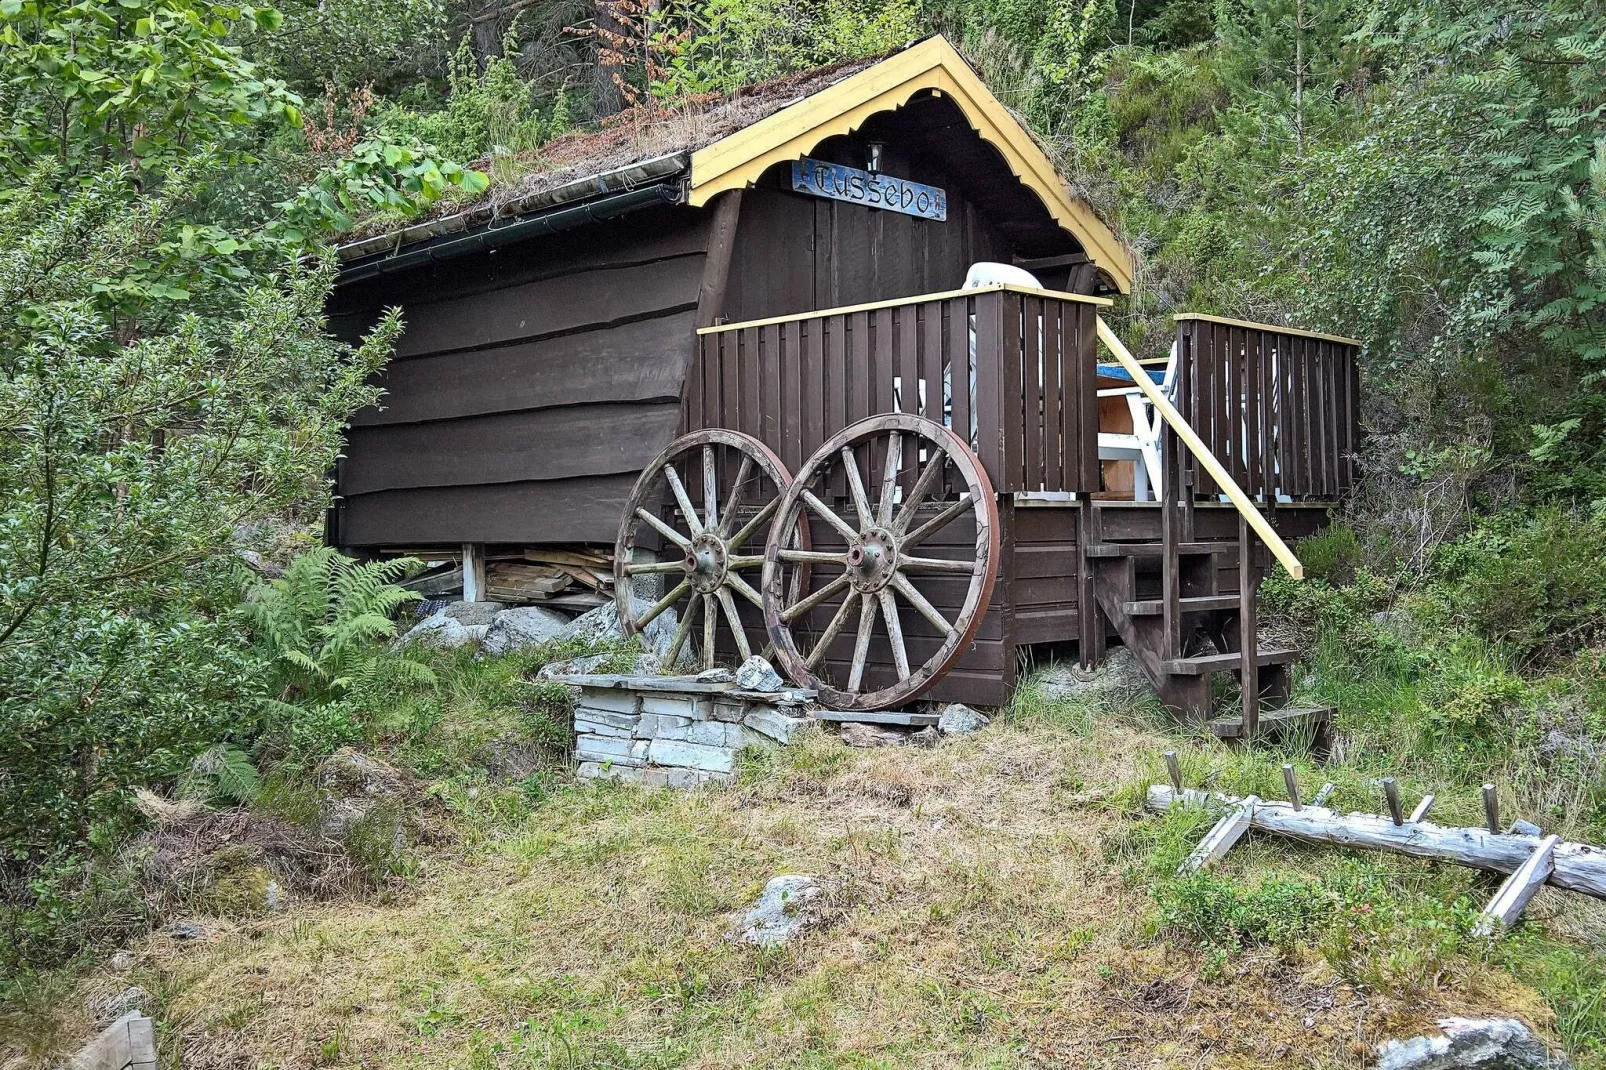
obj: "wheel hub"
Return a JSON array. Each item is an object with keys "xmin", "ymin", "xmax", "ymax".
[
  {"xmin": 684, "ymin": 532, "xmax": 728, "ymax": 593},
  {"xmin": 846, "ymin": 528, "xmax": 898, "ymax": 593}
]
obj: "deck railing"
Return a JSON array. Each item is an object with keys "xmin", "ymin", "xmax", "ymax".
[
  {"xmin": 690, "ymin": 283, "xmax": 1109, "ymax": 498},
  {"xmin": 1173, "ymin": 314, "xmax": 1360, "ymax": 502}
]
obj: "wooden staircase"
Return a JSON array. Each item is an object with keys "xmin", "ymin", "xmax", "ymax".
[
  {"xmin": 1080, "ymin": 500, "xmax": 1330, "ymax": 744},
  {"xmin": 1075, "ymin": 427, "xmax": 1331, "ymax": 745}
]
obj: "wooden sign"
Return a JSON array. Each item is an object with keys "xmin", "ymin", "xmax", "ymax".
[{"xmin": 791, "ymin": 159, "xmax": 947, "ymax": 220}]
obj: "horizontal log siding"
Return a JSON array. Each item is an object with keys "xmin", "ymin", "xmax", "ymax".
[
  {"xmin": 331, "ymin": 210, "xmax": 711, "ymax": 547},
  {"xmin": 1176, "ymin": 319, "xmax": 1359, "ymax": 503}
]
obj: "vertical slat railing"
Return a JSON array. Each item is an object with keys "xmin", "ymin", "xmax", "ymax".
[
  {"xmin": 1172, "ymin": 315, "xmax": 1359, "ymax": 504},
  {"xmin": 690, "ymin": 285, "xmax": 1109, "ymax": 500}
]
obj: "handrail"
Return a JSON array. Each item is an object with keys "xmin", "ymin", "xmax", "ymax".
[
  {"xmin": 696, "ymin": 282, "xmax": 1113, "ymax": 335},
  {"xmin": 1173, "ymin": 312, "xmax": 1361, "ymax": 347},
  {"xmin": 1096, "ymin": 316, "xmax": 1305, "ymax": 580}
]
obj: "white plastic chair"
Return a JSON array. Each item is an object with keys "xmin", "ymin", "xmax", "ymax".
[{"xmin": 1095, "ymin": 341, "xmax": 1178, "ymax": 501}]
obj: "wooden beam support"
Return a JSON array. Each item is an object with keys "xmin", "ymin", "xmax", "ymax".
[
  {"xmin": 462, "ymin": 543, "xmax": 487, "ymax": 602},
  {"xmin": 1474, "ymin": 834, "xmax": 1560, "ymax": 936},
  {"xmin": 1147, "ymin": 786, "xmax": 1606, "ymax": 901},
  {"xmin": 1410, "ymin": 794, "xmax": 1436, "ymax": 823},
  {"xmin": 1180, "ymin": 795, "xmax": 1259, "ymax": 873}
]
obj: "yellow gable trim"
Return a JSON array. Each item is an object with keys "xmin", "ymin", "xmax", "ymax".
[{"xmin": 688, "ymin": 36, "xmax": 1134, "ymax": 293}]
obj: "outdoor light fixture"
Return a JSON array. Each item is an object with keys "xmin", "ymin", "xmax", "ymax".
[{"xmin": 865, "ymin": 141, "xmax": 884, "ymax": 173}]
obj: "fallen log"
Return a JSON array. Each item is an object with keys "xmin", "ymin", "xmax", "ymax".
[{"xmin": 1145, "ymin": 785, "xmax": 1606, "ymax": 901}]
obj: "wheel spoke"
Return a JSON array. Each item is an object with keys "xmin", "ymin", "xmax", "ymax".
[
  {"xmin": 898, "ymin": 554, "xmax": 975, "ymax": 574},
  {"xmin": 717, "ymin": 455, "xmax": 753, "ymax": 537},
  {"xmin": 876, "ymin": 431, "xmax": 902, "ymax": 526},
  {"xmin": 703, "ymin": 445, "xmax": 719, "ymax": 532},
  {"xmin": 725, "ymin": 570, "xmax": 764, "ymax": 608},
  {"xmin": 801, "ymin": 490, "xmax": 858, "ymax": 541},
  {"xmin": 726, "ymin": 554, "xmax": 764, "ymax": 570},
  {"xmin": 847, "ymin": 596, "xmax": 878, "ymax": 691},
  {"xmin": 716, "ymin": 587, "xmax": 751, "ymax": 661},
  {"xmin": 624, "ymin": 559, "xmax": 685, "ymax": 575},
  {"xmin": 901, "ymin": 496, "xmax": 975, "ymax": 551},
  {"xmin": 780, "ymin": 572, "xmax": 850, "ymax": 623},
  {"xmin": 665, "ymin": 594, "xmax": 697, "ymax": 668},
  {"xmin": 805, "ymin": 590, "xmax": 860, "ymax": 670},
  {"xmin": 893, "ymin": 449, "xmax": 948, "ymax": 533},
  {"xmin": 841, "ymin": 446, "xmax": 874, "ymax": 530},
  {"xmin": 892, "ymin": 573, "xmax": 954, "ymax": 636},
  {"xmin": 663, "ymin": 464, "xmax": 703, "ymax": 536},
  {"xmin": 779, "ymin": 548, "xmax": 847, "ymax": 565},
  {"xmin": 637, "ymin": 507, "xmax": 692, "ymax": 550},
  {"xmin": 701, "ymin": 593, "xmax": 717, "ymax": 670},
  {"xmin": 878, "ymin": 589, "xmax": 909, "ymax": 679},
  {"xmin": 729, "ymin": 496, "xmax": 780, "ymax": 550},
  {"xmin": 634, "ymin": 580, "xmax": 689, "ymax": 631}
]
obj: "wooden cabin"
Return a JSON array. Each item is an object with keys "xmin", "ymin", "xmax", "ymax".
[{"xmin": 330, "ymin": 36, "xmax": 1360, "ymax": 724}]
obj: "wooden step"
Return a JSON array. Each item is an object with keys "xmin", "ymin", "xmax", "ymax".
[
  {"xmin": 1208, "ymin": 705, "xmax": 1331, "ymax": 741},
  {"xmin": 1123, "ymin": 594, "xmax": 1240, "ymax": 617},
  {"xmin": 1163, "ymin": 647, "xmax": 1298, "ymax": 675},
  {"xmin": 1084, "ymin": 541, "xmax": 1238, "ymax": 559}
]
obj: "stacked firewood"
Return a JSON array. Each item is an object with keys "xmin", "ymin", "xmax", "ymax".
[{"xmin": 398, "ymin": 547, "xmax": 616, "ymax": 609}]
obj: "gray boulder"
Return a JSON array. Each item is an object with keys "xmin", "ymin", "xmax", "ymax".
[
  {"xmin": 840, "ymin": 722, "xmax": 907, "ymax": 748},
  {"xmin": 558, "ymin": 596, "xmax": 681, "ymax": 663},
  {"xmin": 398, "ymin": 612, "xmax": 479, "ymax": 651},
  {"xmin": 86, "ymin": 985, "xmax": 147, "ymax": 1023},
  {"xmin": 1037, "ymin": 646, "xmax": 1153, "ymax": 705},
  {"xmin": 731, "ymin": 875, "xmax": 828, "ymax": 947},
  {"xmin": 538, "ymin": 651, "xmax": 663, "ymax": 680},
  {"xmin": 480, "ymin": 606, "xmax": 570, "ymax": 656},
  {"xmin": 443, "ymin": 600, "xmax": 506, "ymax": 626},
  {"xmin": 735, "ymin": 656, "xmax": 786, "ymax": 692},
  {"xmin": 1377, "ymin": 1018, "xmax": 1570, "ymax": 1070},
  {"xmin": 937, "ymin": 703, "xmax": 990, "ymax": 735}
]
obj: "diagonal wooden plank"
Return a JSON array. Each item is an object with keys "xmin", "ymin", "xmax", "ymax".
[{"xmin": 1179, "ymin": 795, "xmax": 1260, "ymax": 874}]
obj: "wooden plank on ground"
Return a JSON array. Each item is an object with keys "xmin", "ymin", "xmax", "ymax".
[
  {"xmin": 1475, "ymin": 834, "xmax": 1561, "ymax": 936},
  {"xmin": 1180, "ymin": 795, "xmax": 1260, "ymax": 873}
]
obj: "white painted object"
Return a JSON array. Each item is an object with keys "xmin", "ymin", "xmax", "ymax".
[{"xmin": 962, "ymin": 262, "xmax": 1041, "ymax": 289}]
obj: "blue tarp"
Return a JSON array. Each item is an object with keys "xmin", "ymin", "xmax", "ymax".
[{"xmin": 1096, "ymin": 363, "xmax": 1167, "ymax": 385}]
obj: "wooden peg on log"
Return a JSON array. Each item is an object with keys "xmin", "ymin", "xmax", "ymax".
[
  {"xmin": 1410, "ymin": 794, "xmax": 1436, "ymax": 823},
  {"xmin": 1383, "ymin": 777, "xmax": 1403, "ymax": 826},
  {"xmin": 1180, "ymin": 795, "xmax": 1260, "ymax": 874},
  {"xmin": 1474, "ymin": 834, "xmax": 1560, "ymax": 936},
  {"xmin": 1311, "ymin": 782, "xmax": 1336, "ymax": 808},
  {"xmin": 1283, "ymin": 765, "xmax": 1302, "ymax": 811},
  {"xmin": 1483, "ymin": 784, "xmax": 1500, "ymax": 834},
  {"xmin": 1164, "ymin": 751, "xmax": 1183, "ymax": 795}
]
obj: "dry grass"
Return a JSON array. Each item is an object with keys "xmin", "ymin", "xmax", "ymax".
[{"xmin": 45, "ymin": 715, "xmax": 1559, "ymax": 1070}]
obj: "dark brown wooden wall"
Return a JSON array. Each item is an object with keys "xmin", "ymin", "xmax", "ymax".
[
  {"xmin": 328, "ymin": 205, "xmax": 712, "ymax": 547},
  {"xmin": 721, "ymin": 160, "xmax": 1014, "ymax": 323}
]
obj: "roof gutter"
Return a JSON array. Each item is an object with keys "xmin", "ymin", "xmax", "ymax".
[{"xmin": 337, "ymin": 181, "xmax": 684, "ymax": 286}]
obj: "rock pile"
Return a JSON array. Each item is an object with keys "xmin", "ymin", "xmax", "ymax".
[{"xmin": 561, "ymin": 670, "xmax": 815, "ymax": 789}]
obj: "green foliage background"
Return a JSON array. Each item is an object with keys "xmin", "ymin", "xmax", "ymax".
[{"xmin": 2, "ymin": 0, "xmax": 1606, "ymax": 1041}]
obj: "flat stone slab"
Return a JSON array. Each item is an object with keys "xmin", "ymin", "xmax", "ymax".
[{"xmin": 810, "ymin": 709, "xmax": 942, "ymax": 727}]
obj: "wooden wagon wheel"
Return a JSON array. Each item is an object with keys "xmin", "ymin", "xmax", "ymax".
[
  {"xmin": 761, "ymin": 414, "xmax": 999, "ymax": 711},
  {"xmin": 614, "ymin": 429, "xmax": 803, "ymax": 671}
]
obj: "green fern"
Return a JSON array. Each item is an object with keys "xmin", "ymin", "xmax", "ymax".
[
  {"xmin": 181, "ymin": 743, "xmax": 261, "ymax": 804},
  {"xmin": 245, "ymin": 547, "xmax": 437, "ymax": 713}
]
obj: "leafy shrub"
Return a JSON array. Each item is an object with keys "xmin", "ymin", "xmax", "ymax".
[{"xmin": 1433, "ymin": 509, "xmax": 1606, "ymax": 662}]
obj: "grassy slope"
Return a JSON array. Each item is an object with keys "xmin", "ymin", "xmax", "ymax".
[{"xmin": 49, "ymin": 690, "xmax": 1600, "ymax": 1070}]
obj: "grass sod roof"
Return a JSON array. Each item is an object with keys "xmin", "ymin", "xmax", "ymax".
[
  {"xmin": 335, "ymin": 53, "xmax": 888, "ymax": 262},
  {"xmin": 337, "ymin": 37, "xmax": 1134, "ymax": 291}
]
